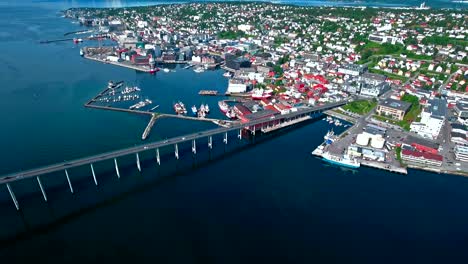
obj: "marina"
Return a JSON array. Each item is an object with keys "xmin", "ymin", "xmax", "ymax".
[{"xmin": 3, "ymin": 1, "xmax": 468, "ymax": 263}]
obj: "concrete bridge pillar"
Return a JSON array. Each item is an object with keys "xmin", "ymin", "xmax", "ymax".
[
  {"xmin": 192, "ymin": 139, "xmax": 197, "ymax": 154},
  {"xmin": 36, "ymin": 176, "xmax": 47, "ymax": 202},
  {"xmin": 90, "ymin": 163, "xmax": 98, "ymax": 186},
  {"xmin": 114, "ymin": 158, "xmax": 120, "ymax": 178},
  {"xmin": 208, "ymin": 136, "xmax": 212, "ymax": 149},
  {"xmin": 175, "ymin": 143, "xmax": 179, "ymax": 159},
  {"xmin": 156, "ymin": 148, "xmax": 160, "ymax": 165},
  {"xmin": 223, "ymin": 132, "xmax": 228, "ymax": 144},
  {"xmin": 136, "ymin": 153, "xmax": 141, "ymax": 172},
  {"xmin": 238, "ymin": 129, "xmax": 242, "ymax": 140},
  {"xmin": 6, "ymin": 183, "xmax": 19, "ymax": 211},
  {"xmin": 65, "ymin": 169, "xmax": 74, "ymax": 194}
]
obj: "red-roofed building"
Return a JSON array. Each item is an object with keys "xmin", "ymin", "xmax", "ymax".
[{"xmin": 401, "ymin": 149, "xmax": 443, "ymax": 166}]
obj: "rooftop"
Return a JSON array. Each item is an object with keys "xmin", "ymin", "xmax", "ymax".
[
  {"xmin": 404, "ymin": 135, "xmax": 439, "ymax": 150},
  {"xmin": 427, "ymin": 98, "xmax": 447, "ymax": 119},
  {"xmin": 379, "ymin": 98, "xmax": 411, "ymax": 112}
]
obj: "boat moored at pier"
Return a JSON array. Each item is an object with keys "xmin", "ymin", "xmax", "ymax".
[{"xmin": 322, "ymin": 152, "xmax": 360, "ymax": 169}]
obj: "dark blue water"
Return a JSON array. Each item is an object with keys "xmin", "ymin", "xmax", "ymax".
[{"xmin": 1, "ymin": 1, "xmax": 468, "ymax": 263}]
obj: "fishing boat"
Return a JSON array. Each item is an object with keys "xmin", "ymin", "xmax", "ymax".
[
  {"xmin": 225, "ymin": 108, "xmax": 237, "ymax": 119},
  {"xmin": 322, "ymin": 152, "xmax": 360, "ymax": 169},
  {"xmin": 173, "ymin": 101, "xmax": 187, "ymax": 115},
  {"xmin": 149, "ymin": 67, "xmax": 159, "ymax": 74},
  {"xmin": 191, "ymin": 105, "xmax": 197, "ymax": 116},
  {"xmin": 324, "ymin": 130, "xmax": 337, "ymax": 145},
  {"xmin": 79, "ymin": 48, "xmax": 84, "ymax": 56},
  {"xmin": 223, "ymin": 72, "xmax": 232, "ymax": 78},
  {"xmin": 251, "ymin": 89, "xmax": 273, "ymax": 100},
  {"xmin": 204, "ymin": 104, "xmax": 210, "ymax": 113},
  {"xmin": 218, "ymin": 100, "xmax": 229, "ymax": 113},
  {"xmin": 163, "ymin": 68, "xmax": 170, "ymax": 73},
  {"xmin": 194, "ymin": 66, "xmax": 205, "ymax": 73}
]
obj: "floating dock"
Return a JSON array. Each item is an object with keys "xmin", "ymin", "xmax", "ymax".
[{"xmin": 199, "ymin": 90, "xmax": 218, "ymax": 96}]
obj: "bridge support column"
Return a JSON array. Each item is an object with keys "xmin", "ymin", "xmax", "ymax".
[
  {"xmin": 90, "ymin": 164, "xmax": 98, "ymax": 186},
  {"xmin": 6, "ymin": 183, "xmax": 19, "ymax": 211},
  {"xmin": 114, "ymin": 158, "xmax": 120, "ymax": 179},
  {"xmin": 208, "ymin": 136, "xmax": 212, "ymax": 149},
  {"xmin": 175, "ymin": 144, "xmax": 179, "ymax": 160},
  {"xmin": 252, "ymin": 126, "xmax": 256, "ymax": 136},
  {"xmin": 192, "ymin": 139, "xmax": 197, "ymax": 154},
  {"xmin": 238, "ymin": 129, "xmax": 242, "ymax": 140},
  {"xmin": 36, "ymin": 176, "xmax": 47, "ymax": 202},
  {"xmin": 65, "ymin": 169, "xmax": 74, "ymax": 194},
  {"xmin": 136, "ymin": 153, "xmax": 141, "ymax": 172},
  {"xmin": 223, "ymin": 132, "xmax": 228, "ymax": 144},
  {"xmin": 156, "ymin": 148, "xmax": 160, "ymax": 165}
]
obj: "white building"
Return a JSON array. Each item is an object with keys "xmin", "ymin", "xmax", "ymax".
[
  {"xmin": 410, "ymin": 98, "xmax": 447, "ymax": 140},
  {"xmin": 227, "ymin": 79, "xmax": 249, "ymax": 93}
]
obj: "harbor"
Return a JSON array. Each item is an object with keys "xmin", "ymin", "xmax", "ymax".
[{"xmin": 311, "ymin": 114, "xmax": 408, "ymax": 175}]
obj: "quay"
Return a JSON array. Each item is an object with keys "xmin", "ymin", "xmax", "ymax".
[
  {"xmin": 360, "ymin": 159, "xmax": 407, "ymax": 174},
  {"xmin": 311, "ymin": 114, "xmax": 408, "ymax": 175},
  {"xmin": 323, "ymin": 109, "xmax": 358, "ymax": 124},
  {"xmin": 220, "ymin": 65, "xmax": 236, "ymax": 73},
  {"xmin": 0, "ymin": 102, "xmax": 344, "ymax": 210},
  {"xmin": 84, "ymin": 55, "xmax": 151, "ymax": 72}
]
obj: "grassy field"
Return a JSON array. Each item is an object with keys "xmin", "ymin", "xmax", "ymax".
[
  {"xmin": 373, "ymin": 114, "xmax": 411, "ymax": 131},
  {"xmin": 342, "ymin": 99, "xmax": 377, "ymax": 115}
]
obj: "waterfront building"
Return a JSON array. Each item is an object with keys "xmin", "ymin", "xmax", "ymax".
[
  {"xmin": 401, "ymin": 147, "xmax": 443, "ymax": 167},
  {"xmin": 376, "ymin": 99, "xmax": 411, "ymax": 121},
  {"xmin": 227, "ymin": 79, "xmax": 250, "ymax": 93}
]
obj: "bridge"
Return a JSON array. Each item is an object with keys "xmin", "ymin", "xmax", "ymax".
[{"xmin": 0, "ymin": 101, "xmax": 345, "ymax": 210}]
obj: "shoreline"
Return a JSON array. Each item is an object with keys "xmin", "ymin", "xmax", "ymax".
[
  {"xmin": 319, "ymin": 112, "xmax": 468, "ymax": 178},
  {"xmin": 62, "ymin": 2, "xmax": 467, "ymax": 11}
]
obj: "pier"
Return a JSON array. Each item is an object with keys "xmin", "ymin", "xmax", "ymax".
[
  {"xmin": 0, "ymin": 101, "xmax": 345, "ymax": 210},
  {"xmin": 84, "ymin": 55, "xmax": 151, "ymax": 72},
  {"xmin": 142, "ymin": 114, "xmax": 158, "ymax": 140},
  {"xmin": 261, "ymin": 115, "xmax": 311, "ymax": 133}
]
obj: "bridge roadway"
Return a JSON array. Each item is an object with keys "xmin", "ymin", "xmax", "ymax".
[{"xmin": 0, "ymin": 102, "xmax": 345, "ymax": 185}]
